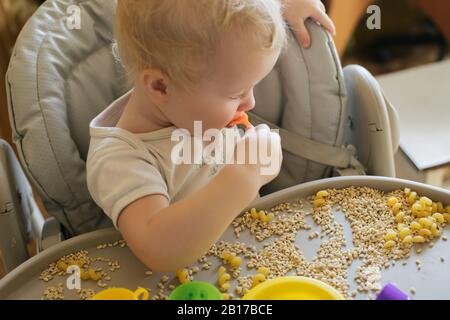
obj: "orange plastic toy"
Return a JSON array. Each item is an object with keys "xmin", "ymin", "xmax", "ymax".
[{"xmin": 227, "ymin": 112, "xmax": 253, "ymax": 130}]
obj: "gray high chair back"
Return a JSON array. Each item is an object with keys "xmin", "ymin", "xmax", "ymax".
[{"xmin": 2, "ymin": 0, "xmax": 400, "ymax": 273}]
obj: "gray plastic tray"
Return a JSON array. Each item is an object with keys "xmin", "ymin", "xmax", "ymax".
[{"xmin": 1, "ymin": 176, "xmax": 449, "ymax": 300}]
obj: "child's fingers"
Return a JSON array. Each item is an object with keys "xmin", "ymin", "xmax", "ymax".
[
  {"xmin": 311, "ymin": 9, "xmax": 336, "ymax": 36},
  {"xmin": 296, "ymin": 20, "xmax": 311, "ymax": 48}
]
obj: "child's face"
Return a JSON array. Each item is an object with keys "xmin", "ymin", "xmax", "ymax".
[{"xmin": 163, "ymin": 33, "xmax": 281, "ymax": 133}]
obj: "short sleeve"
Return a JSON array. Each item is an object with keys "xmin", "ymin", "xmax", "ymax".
[{"xmin": 86, "ymin": 137, "xmax": 170, "ymax": 229}]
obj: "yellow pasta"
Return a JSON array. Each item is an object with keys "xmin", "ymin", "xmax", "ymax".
[
  {"xmin": 402, "ymin": 235, "xmax": 413, "ymax": 244},
  {"xmin": 88, "ymin": 269, "xmax": 101, "ymax": 281},
  {"xmin": 410, "ymin": 221, "xmax": 421, "ymax": 230},
  {"xmin": 432, "ymin": 212, "xmax": 445, "ymax": 224},
  {"xmin": 387, "ymin": 197, "xmax": 398, "ymax": 207},
  {"xmin": 313, "ymin": 198, "xmax": 325, "ymax": 208},
  {"xmin": 250, "ymin": 208, "xmax": 259, "ymax": 219},
  {"xmin": 418, "ymin": 228, "xmax": 432, "ymax": 237},
  {"xmin": 412, "ymin": 203, "xmax": 423, "ymax": 216},
  {"xmin": 412, "ymin": 236, "xmax": 425, "ymax": 243},
  {"xmin": 251, "ymin": 273, "xmax": 266, "ymax": 288},
  {"xmin": 398, "ymin": 228, "xmax": 411, "ymax": 239},
  {"xmin": 392, "ymin": 203, "xmax": 402, "ymax": 214},
  {"xmin": 384, "ymin": 230, "xmax": 397, "ymax": 241},
  {"xmin": 384, "ymin": 240, "xmax": 396, "ymax": 249},
  {"xmin": 257, "ymin": 267, "xmax": 271, "ymax": 277},
  {"xmin": 230, "ymin": 256, "xmax": 242, "ymax": 268},
  {"xmin": 418, "ymin": 218, "xmax": 432, "ymax": 228},
  {"xmin": 419, "ymin": 196, "xmax": 432, "ymax": 207},
  {"xmin": 218, "ymin": 266, "xmax": 226, "ymax": 276},
  {"xmin": 315, "ymin": 190, "xmax": 329, "ymax": 198},
  {"xmin": 219, "ymin": 273, "xmax": 231, "ymax": 286},
  {"xmin": 407, "ymin": 192, "xmax": 417, "ymax": 204},
  {"xmin": 395, "ymin": 212, "xmax": 405, "ymax": 223},
  {"xmin": 220, "ymin": 282, "xmax": 231, "ymax": 292},
  {"xmin": 258, "ymin": 210, "xmax": 267, "ymax": 221}
]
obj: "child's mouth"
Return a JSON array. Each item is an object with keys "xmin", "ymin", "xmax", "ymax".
[{"xmin": 226, "ymin": 112, "xmax": 252, "ymax": 130}]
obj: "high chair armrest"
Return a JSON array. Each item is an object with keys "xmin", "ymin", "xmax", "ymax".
[
  {"xmin": 0, "ymin": 139, "xmax": 63, "ymax": 274},
  {"xmin": 28, "ymin": 195, "xmax": 63, "ymax": 253},
  {"xmin": 343, "ymin": 65, "xmax": 398, "ymax": 177},
  {"xmin": 384, "ymin": 95, "xmax": 401, "ymax": 154}
]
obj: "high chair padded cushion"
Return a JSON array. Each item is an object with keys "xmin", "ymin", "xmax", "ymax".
[{"xmin": 6, "ymin": 0, "xmax": 126, "ymax": 234}]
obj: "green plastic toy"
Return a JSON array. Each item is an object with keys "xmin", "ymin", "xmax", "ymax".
[{"xmin": 169, "ymin": 281, "xmax": 223, "ymax": 300}]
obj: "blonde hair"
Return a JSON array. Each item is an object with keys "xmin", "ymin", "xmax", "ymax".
[{"xmin": 114, "ymin": 0, "xmax": 287, "ymax": 89}]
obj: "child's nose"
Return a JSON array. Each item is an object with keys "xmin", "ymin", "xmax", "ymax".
[{"xmin": 237, "ymin": 91, "xmax": 255, "ymax": 112}]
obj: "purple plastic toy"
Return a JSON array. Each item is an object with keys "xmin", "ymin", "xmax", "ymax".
[{"xmin": 376, "ymin": 283, "xmax": 411, "ymax": 300}]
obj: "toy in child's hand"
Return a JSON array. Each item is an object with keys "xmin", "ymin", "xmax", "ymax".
[{"xmin": 227, "ymin": 112, "xmax": 253, "ymax": 131}]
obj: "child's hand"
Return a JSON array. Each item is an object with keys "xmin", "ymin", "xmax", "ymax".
[
  {"xmin": 232, "ymin": 124, "xmax": 282, "ymax": 187},
  {"xmin": 281, "ymin": 0, "xmax": 336, "ymax": 48}
]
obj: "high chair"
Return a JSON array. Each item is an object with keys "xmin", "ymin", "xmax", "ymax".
[{"xmin": 1, "ymin": 0, "xmax": 399, "ymax": 273}]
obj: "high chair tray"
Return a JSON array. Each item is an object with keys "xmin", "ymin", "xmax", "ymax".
[{"xmin": 1, "ymin": 176, "xmax": 449, "ymax": 300}]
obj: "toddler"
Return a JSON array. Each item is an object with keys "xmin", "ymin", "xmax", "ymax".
[{"xmin": 87, "ymin": 0, "xmax": 334, "ymax": 272}]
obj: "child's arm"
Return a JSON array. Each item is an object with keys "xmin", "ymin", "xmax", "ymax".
[
  {"xmin": 117, "ymin": 125, "xmax": 281, "ymax": 272},
  {"xmin": 281, "ymin": 0, "xmax": 336, "ymax": 48},
  {"xmin": 118, "ymin": 165, "xmax": 259, "ymax": 272}
]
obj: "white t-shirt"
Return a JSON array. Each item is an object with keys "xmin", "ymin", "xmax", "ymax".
[{"xmin": 86, "ymin": 91, "xmax": 241, "ymax": 229}]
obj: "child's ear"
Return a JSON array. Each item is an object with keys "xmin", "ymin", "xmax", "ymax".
[
  {"xmin": 140, "ymin": 68, "xmax": 170, "ymax": 104},
  {"xmin": 151, "ymin": 78, "xmax": 167, "ymax": 94}
]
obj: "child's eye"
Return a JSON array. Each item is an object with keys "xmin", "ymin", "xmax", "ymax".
[
  {"xmin": 229, "ymin": 88, "xmax": 250, "ymax": 100},
  {"xmin": 230, "ymin": 93, "xmax": 245, "ymax": 100}
]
